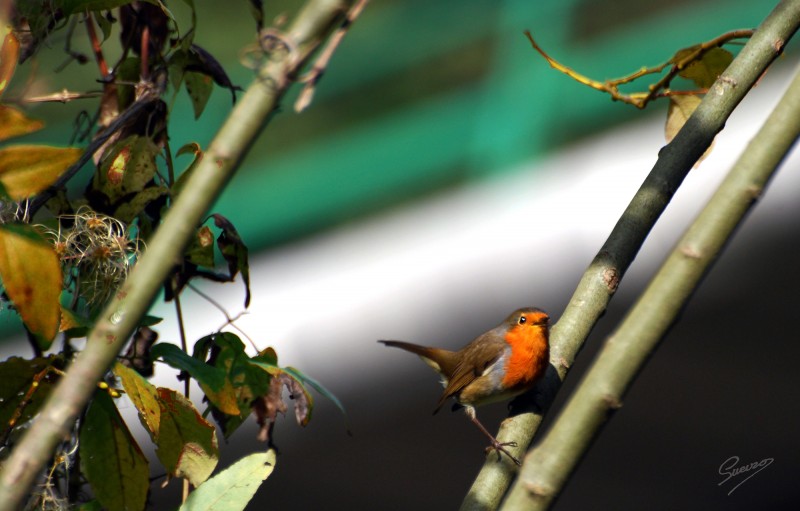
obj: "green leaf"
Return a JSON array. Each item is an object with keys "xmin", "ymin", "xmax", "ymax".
[
  {"xmin": 59, "ymin": 305, "xmax": 91, "ymax": 338},
  {"xmin": 114, "ymin": 57, "xmax": 143, "ymax": 110},
  {"xmin": 195, "ymin": 333, "xmax": 271, "ymax": 437},
  {"xmin": 113, "ymin": 184, "xmax": 169, "ymax": 223},
  {"xmin": 0, "ymin": 145, "xmax": 82, "ymax": 200},
  {"xmin": 167, "ymin": 48, "xmax": 190, "ymax": 91},
  {"xmin": 184, "ymin": 71, "xmax": 213, "ymax": 119},
  {"xmin": 172, "ymin": 143, "xmax": 203, "ymax": 197},
  {"xmin": 94, "ymin": 135, "xmax": 160, "ymax": 204},
  {"xmin": 0, "ymin": 356, "xmax": 61, "ymax": 437},
  {"xmin": 252, "ymin": 347, "xmax": 278, "ymax": 367},
  {"xmin": 114, "ymin": 363, "xmax": 219, "ymax": 485},
  {"xmin": 192, "ymin": 335, "xmax": 245, "ymax": 417},
  {"xmin": 76, "ymin": 500, "xmax": 103, "ymax": 511},
  {"xmin": 95, "ymin": 12, "xmax": 113, "ymax": 42},
  {"xmin": 177, "ymin": 0, "xmax": 197, "ymax": 46},
  {"xmin": 113, "ymin": 362, "xmax": 161, "ymax": 439},
  {"xmin": 185, "ymin": 226, "xmax": 215, "ymax": 268},
  {"xmin": 179, "ymin": 450, "xmax": 276, "ymax": 511},
  {"xmin": 0, "ymin": 224, "xmax": 62, "ymax": 346},
  {"xmin": 155, "ymin": 387, "xmax": 219, "ymax": 486},
  {"xmin": 0, "ymin": 105, "xmax": 44, "ymax": 142},
  {"xmin": 141, "ymin": 314, "xmax": 164, "ymax": 326},
  {"xmin": 80, "ymin": 391, "xmax": 149, "ymax": 511},
  {"xmin": 151, "ymin": 342, "xmax": 227, "ymax": 391},
  {"xmin": 186, "ymin": 45, "xmax": 241, "ymax": 104}
]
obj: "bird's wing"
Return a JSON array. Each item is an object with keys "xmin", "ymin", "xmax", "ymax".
[{"xmin": 433, "ymin": 332, "xmax": 505, "ymax": 413}]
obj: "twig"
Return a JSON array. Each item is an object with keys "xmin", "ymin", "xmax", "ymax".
[
  {"xmin": 187, "ymin": 282, "xmax": 258, "ymax": 352},
  {"xmin": 19, "ymin": 90, "xmax": 104, "ymax": 104},
  {"xmin": 525, "ymin": 28, "xmax": 754, "ymax": 109},
  {"xmin": 85, "ymin": 13, "xmax": 110, "ymax": 77},
  {"xmin": 173, "ymin": 290, "xmax": 190, "ymax": 398},
  {"xmin": 294, "ymin": 0, "xmax": 370, "ymax": 112}
]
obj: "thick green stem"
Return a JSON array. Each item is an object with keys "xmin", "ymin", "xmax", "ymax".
[
  {"xmin": 461, "ymin": 1, "xmax": 800, "ymax": 509},
  {"xmin": 502, "ymin": 50, "xmax": 800, "ymax": 511},
  {"xmin": 0, "ymin": 1, "xmax": 351, "ymax": 508}
]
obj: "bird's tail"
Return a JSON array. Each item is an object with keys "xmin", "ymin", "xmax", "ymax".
[{"xmin": 378, "ymin": 340, "xmax": 458, "ymax": 379}]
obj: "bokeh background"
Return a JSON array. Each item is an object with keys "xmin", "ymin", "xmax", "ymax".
[{"xmin": 2, "ymin": 0, "xmax": 799, "ymax": 509}]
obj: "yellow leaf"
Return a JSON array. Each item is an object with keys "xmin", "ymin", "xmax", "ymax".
[
  {"xmin": 679, "ymin": 47, "xmax": 734, "ymax": 89},
  {"xmin": 113, "ymin": 362, "xmax": 162, "ymax": 438},
  {"xmin": 666, "ymin": 96, "xmax": 714, "ymax": 167},
  {"xmin": 0, "ymin": 32, "xmax": 20, "ymax": 97},
  {"xmin": 0, "ymin": 145, "xmax": 83, "ymax": 200},
  {"xmin": 200, "ymin": 379, "xmax": 241, "ymax": 415},
  {"xmin": 59, "ymin": 306, "xmax": 87, "ymax": 332},
  {"xmin": 0, "ymin": 105, "xmax": 44, "ymax": 142},
  {"xmin": 665, "ymin": 95, "xmax": 701, "ymax": 143},
  {"xmin": 0, "ymin": 225, "xmax": 62, "ymax": 345}
]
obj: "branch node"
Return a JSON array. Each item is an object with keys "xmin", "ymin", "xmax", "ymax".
[
  {"xmin": 680, "ymin": 244, "xmax": 702, "ymax": 259},
  {"xmin": 602, "ymin": 394, "xmax": 623, "ymax": 410},
  {"xmin": 523, "ymin": 480, "xmax": 552, "ymax": 498},
  {"xmin": 744, "ymin": 184, "xmax": 762, "ymax": 200},
  {"xmin": 602, "ymin": 267, "xmax": 620, "ymax": 292}
]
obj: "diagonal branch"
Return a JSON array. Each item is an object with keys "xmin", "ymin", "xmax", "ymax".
[
  {"xmin": 0, "ymin": 1, "xmax": 354, "ymax": 508},
  {"xmin": 461, "ymin": 1, "xmax": 800, "ymax": 509},
  {"xmin": 503, "ymin": 46, "xmax": 800, "ymax": 511}
]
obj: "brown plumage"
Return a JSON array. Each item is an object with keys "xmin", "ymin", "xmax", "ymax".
[{"xmin": 379, "ymin": 307, "xmax": 550, "ymax": 465}]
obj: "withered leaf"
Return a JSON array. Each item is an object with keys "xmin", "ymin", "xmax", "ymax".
[{"xmin": 211, "ymin": 213, "xmax": 251, "ymax": 308}]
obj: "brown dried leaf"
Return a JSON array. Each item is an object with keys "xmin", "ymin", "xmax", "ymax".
[
  {"xmin": 666, "ymin": 95, "xmax": 714, "ymax": 167},
  {"xmin": 252, "ymin": 376, "xmax": 287, "ymax": 443},
  {"xmin": 282, "ymin": 374, "xmax": 310, "ymax": 426}
]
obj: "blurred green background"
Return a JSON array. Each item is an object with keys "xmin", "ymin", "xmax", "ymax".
[{"xmin": 10, "ymin": 0, "xmax": 767, "ymax": 249}]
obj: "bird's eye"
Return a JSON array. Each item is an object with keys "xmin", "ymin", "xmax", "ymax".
[{"xmin": 518, "ymin": 315, "xmax": 527, "ymax": 325}]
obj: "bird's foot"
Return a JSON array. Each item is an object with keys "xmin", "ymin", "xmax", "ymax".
[{"xmin": 485, "ymin": 440, "xmax": 521, "ymax": 466}]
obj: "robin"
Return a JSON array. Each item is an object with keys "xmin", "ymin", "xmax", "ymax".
[{"xmin": 379, "ymin": 307, "xmax": 550, "ymax": 465}]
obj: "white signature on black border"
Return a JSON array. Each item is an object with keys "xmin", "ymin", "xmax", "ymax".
[{"xmin": 717, "ymin": 455, "xmax": 773, "ymax": 495}]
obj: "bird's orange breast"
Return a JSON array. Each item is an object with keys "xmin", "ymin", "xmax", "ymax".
[{"xmin": 501, "ymin": 324, "xmax": 549, "ymax": 391}]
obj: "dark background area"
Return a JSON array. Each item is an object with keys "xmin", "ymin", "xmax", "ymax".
[{"xmin": 233, "ymin": 209, "xmax": 800, "ymax": 510}]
